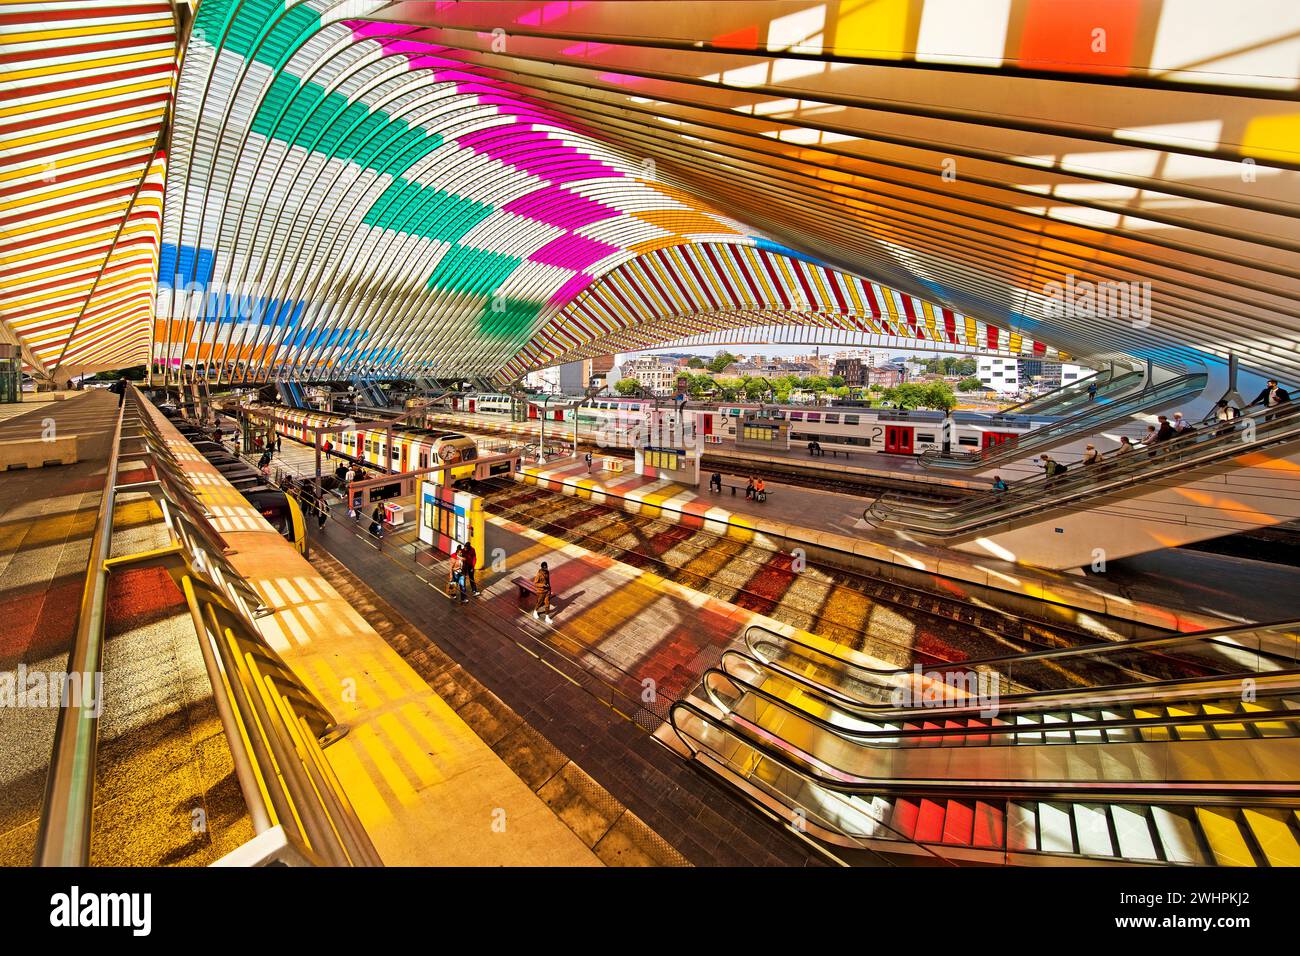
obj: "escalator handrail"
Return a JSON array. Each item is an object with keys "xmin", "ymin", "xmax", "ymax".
[
  {"xmin": 871, "ymin": 401, "xmax": 1300, "ymax": 533},
  {"xmin": 706, "ymin": 659, "xmax": 1300, "ymax": 748},
  {"xmin": 744, "ymin": 619, "xmax": 1300, "ymax": 681},
  {"xmin": 720, "ymin": 646, "xmax": 1300, "ymax": 720},
  {"xmin": 669, "ymin": 700, "xmax": 956, "ymax": 865},
  {"xmin": 678, "ymin": 697, "xmax": 1300, "ymax": 802},
  {"xmin": 918, "ymin": 371, "xmax": 1207, "ymax": 468}
]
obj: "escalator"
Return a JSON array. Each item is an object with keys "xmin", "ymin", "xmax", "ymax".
[
  {"xmin": 1003, "ymin": 367, "xmax": 1144, "ymax": 418},
  {"xmin": 670, "ymin": 621, "xmax": 1300, "ymax": 865},
  {"xmin": 919, "ymin": 371, "xmax": 1206, "ymax": 471},
  {"xmin": 867, "ymin": 402, "xmax": 1300, "ymax": 569}
]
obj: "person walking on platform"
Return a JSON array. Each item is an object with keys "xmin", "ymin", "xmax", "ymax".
[
  {"xmin": 316, "ymin": 492, "xmax": 329, "ymax": 532},
  {"xmin": 709, "ymin": 471, "xmax": 722, "ymax": 494},
  {"xmin": 110, "ymin": 377, "xmax": 127, "ymax": 406},
  {"xmin": 274, "ymin": 433, "xmax": 282, "ymax": 454},
  {"xmin": 448, "ymin": 546, "xmax": 467, "ymax": 604},
  {"xmin": 369, "ymin": 502, "xmax": 385, "ymax": 541},
  {"xmin": 461, "ymin": 540, "xmax": 480, "ymax": 597},
  {"xmin": 585, "ymin": 451, "xmax": 593, "ymax": 472},
  {"xmin": 532, "ymin": 561, "xmax": 553, "ymax": 624}
]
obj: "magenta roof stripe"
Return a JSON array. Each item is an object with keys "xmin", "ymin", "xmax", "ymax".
[
  {"xmin": 502, "ymin": 186, "xmax": 617, "ymax": 229},
  {"xmin": 529, "ymin": 233, "xmax": 617, "ymax": 270}
]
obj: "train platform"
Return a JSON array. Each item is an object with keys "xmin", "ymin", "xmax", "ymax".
[
  {"xmin": 514, "ymin": 456, "xmax": 1300, "ymax": 633},
  {"xmin": 139, "ymin": 403, "xmax": 602, "ymax": 867},
  {"xmin": 304, "ymin": 495, "xmax": 828, "ymax": 865}
]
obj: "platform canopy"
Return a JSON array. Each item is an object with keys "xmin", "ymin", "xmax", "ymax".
[{"xmin": 5, "ymin": 2, "xmax": 1298, "ymax": 384}]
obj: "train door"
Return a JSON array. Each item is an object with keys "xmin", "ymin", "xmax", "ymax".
[
  {"xmin": 982, "ymin": 431, "xmax": 1017, "ymax": 449},
  {"xmin": 554, "ymin": 407, "xmax": 565, "ymax": 422},
  {"xmin": 528, "ymin": 402, "xmax": 538, "ymax": 420},
  {"xmin": 884, "ymin": 425, "xmax": 914, "ymax": 455},
  {"xmin": 399, "ymin": 440, "xmax": 409, "ymax": 472}
]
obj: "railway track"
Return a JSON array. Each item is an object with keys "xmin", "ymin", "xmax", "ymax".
[{"xmin": 472, "ymin": 476, "xmax": 1180, "ymax": 690}]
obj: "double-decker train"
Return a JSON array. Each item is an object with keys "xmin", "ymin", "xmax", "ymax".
[
  {"xmin": 431, "ymin": 393, "xmax": 1048, "ymax": 457},
  {"xmin": 247, "ymin": 403, "xmax": 480, "ymax": 479}
]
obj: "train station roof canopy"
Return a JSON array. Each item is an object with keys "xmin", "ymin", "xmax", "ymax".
[{"xmin": 4, "ymin": 2, "xmax": 1298, "ymax": 384}]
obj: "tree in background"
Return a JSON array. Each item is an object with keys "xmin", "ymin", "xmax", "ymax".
[
  {"xmin": 686, "ymin": 357, "xmax": 706, "ymax": 369},
  {"xmin": 958, "ymin": 376, "xmax": 984, "ymax": 392},
  {"xmin": 882, "ymin": 382, "xmax": 930, "ymax": 409},
  {"xmin": 925, "ymin": 382, "xmax": 958, "ymax": 414},
  {"xmin": 706, "ymin": 351, "xmax": 740, "ymax": 374},
  {"xmin": 614, "ymin": 377, "xmax": 641, "ymax": 396}
]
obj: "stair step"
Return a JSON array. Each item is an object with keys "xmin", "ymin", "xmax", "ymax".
[{"xmin": 972, "ymin": 800, "xmax": 1005, "ymax": 849}]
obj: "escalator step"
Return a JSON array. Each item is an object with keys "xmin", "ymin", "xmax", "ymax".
[
  {"xmin": 943, "ymin": 800, "xmax": 975, "ymax": 845},
  {"xmin": 891, "ymin": 798, "xmax": 920, "ymax": 839},
  {"xmin": 1112, "ymin": 805, "xmax": 1159, "ymax": 860},
  {"xmin": 972, "ymin": 801, "xmax": 1005, "ymax": 848},
  {"xmin": 1038, "ymin": 802, "xmax": 1075, "ymax": 854},
  {"xmin": 1152, "ymin": 807, "xmax": 1209, "ymax": 865},
  {"xmin": 1195, "ymin": 807, "xmax": 1256, "ymax": 867},
  {"xmin": 965, "ymin": 718, "xmax": 990, "ymax": 745},
  {"xmin": 1242, "ymin": 809, "xmax": 1300, "ymax": 867},
  {"xmin": 1006, "ymin": 802, "xmax": 1038, "ymax": 852},
  {"xmin": 915, "ymin": 799, "xmax": 946, "ymax": 844},
  {"xmin": 1201, "ymin": 702, "xmax": 1248, "ymax": 738},
  {"xmin": 1074, "ymin": 803, "xmax": 1115, "ymax": 858}
]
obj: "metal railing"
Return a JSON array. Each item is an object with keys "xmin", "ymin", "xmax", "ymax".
[
  {"xmin": 36, "ymin": 387, "xmax": 382, "ymax": 867},
  {"xmin": 33, "ymin": 387, "xmax": 126, "ymax": 866}
]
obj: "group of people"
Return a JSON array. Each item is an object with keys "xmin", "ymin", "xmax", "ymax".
[
  {"xmin": 705, "ymin": 471, "xmax": 768, "ymax": 501},
  {"xmin": 806, "ymin": 440, "xmax": 826, "ymax": 457},
  {"xmin": 447, "ymin": 541, "xmax": 482, "ymax": 605},
  {"xmin": 996, "ymin": 380, "xmax": 1294, "ymax": 493}
]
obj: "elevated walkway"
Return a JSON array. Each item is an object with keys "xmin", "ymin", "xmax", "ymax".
[
  {"xmin": 868, "ymin": 403, "xmax": 1300, "ymax": 569},
  {"xmin": 1003, "ymin": 366, "xmax": 1144, "ymax": 417},
  {"xmin": 919, "ymin": 371, "xmax": 1207, "ymax": 473}
]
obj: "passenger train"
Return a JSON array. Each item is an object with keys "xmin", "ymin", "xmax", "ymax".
[
  {"xmin": 433, "ymin": 393, "xmax": 1047, "ymax": 457},
  {"xmin": 247, "ymin": 404, "xmax": 480, "ymax": 479}
]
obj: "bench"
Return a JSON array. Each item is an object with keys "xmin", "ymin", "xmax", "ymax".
[
  {"xmin": 807, "ymin": 447, "xmax": 851, "ymax": 459},
  {"xmin": 0, "ymin": 434, "xmax": 78, "ymax": 470},
  {"xmin": 711, "ymin": 482, "xmax": 771, "ymax": 501},
  {"xmin": 512, "ymin": 576, "xmax": 558, "ymax": 606}
]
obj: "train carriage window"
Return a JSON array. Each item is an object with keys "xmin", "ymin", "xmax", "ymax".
[
  {"xmin": 959, "ymin": 436, "xmax": 978, "ymax": 447},
  {"xmin": 844, "ymin": 415, "xmax": 860, "ymax": 425},
  {"xmin": 789, "ymin": 412, "xmax": 803, "ymax": 421},
  {"xmin": 825, "ymin": 414, "xmax": 839, "ymax": 424},
  {"xmin": 917, "ymin": 434, "xmax": 936, "ymax": 443},
  {"xmin": 806, "ymin": 412, "xmax": 821, "ymax": 422},
  {"xmin": 419, "ymin": 451, "xmax": 429, "ymax": 468}
]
